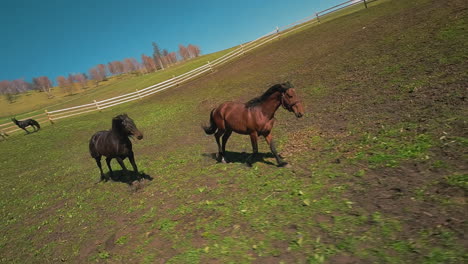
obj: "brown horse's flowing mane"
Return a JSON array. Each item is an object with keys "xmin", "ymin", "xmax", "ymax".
[{"xmin": 246, "ymin": 82, "xmax": 293, "ymax": 107}]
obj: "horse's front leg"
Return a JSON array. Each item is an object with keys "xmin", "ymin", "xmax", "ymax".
[
  {"xmin": 22, "ymin": 127, "xmax": 30, "ymax": 134},
  {"xmin": 128, "ymin": 152, "xmax": 139, "ymax": 173},
  {"xmin": 105, "ymin": 157, "xmax": 114, "ymax": 179},
  {"xmin": 246, "ymin": 132, "xmax": 259, "ymax": 166},
  {"xmin": 265, "ymin": 133, "xmax": 288, "ymax": 167},
  {"xmin": 94, "ymin": 157, "xmax": 106, "ymax": 182}
]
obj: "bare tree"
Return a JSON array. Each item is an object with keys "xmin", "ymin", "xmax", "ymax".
[
  {"xmin": 97, "ymin": 64, "xmax": 107, "ymax": 80},
  {"xmin": 57, "ymin": 75, "xmax": 73, "ymax": 95},
  {"xmin": 141, "ymin": 54, "xmax": 157, "ymax": 73},
  {"xmin": 56, "ymin": 76, "xmax": 69, "ymax": 89},
  {"xmin": 88, "ymin": 67, "xmax": 103, "ymax": 86},
  {"xmin": 10, "ymin": 79, "xmax": 32, "ymax": 93},
  {"xmin": 0, "ymin": 80, "xmax": 10, "ymax": 95},
  {"xmin": 167, "ymin": 52, "xmax": 178, "ymax": 64},
  {"xmin": 68, "ymin": 74, "xmax": 75, "ymax": 86},
  {"xmin": 74, "ymin": 73, "xmax": 88, "ymax": 89},
  {"xmin": 33, "ymin": 76, "xmax": 53, "ymax": 98},
  {"xmin": 178, "ymin": 44, "xmax": 190, "ymax": 61},
  {"xmin": 108, "ymin": 62, "xmax": 116, "ymax": 75},
  {"xmin": 123, "ymin": 58, "xmax": 139, "ymax": 73},
  {"xmin": 112, "ymin": 61, "xmax": 124, "ymax": 75},
  {"xmin": 187, "ymin": 44, "xmax": 201, "ymax": 58},
  {"xmin": 0, "ymin": 80, "xmax": 16, "ymax": 103}
]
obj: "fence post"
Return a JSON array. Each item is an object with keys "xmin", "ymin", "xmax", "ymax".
[
  {"xmin": 173, "ymin": 75, "xmax": 179, "ymax": 86},
  {"xmin": 207, "ymin": 61, "xmax": 214, "ymax": 72},
  {"xmin": 240, "ymin": 44, "xmax": 245, "ymax": 55},
  {"xmin": 316, "ymin": 12, "xmax": 320, "ymax": 23},
  {"xmin": 363, "ymin": 0, "xmax": 368, "ymax": 9},
  {"xmin": 45, "ymin": 110, "xmax": 54, "ymax": 124},
  {"xmin": 94, "ymin": 100, "xmax": 101, "ymax": 111},
  {"xmin": 136, "ymin": 89, "xmax": 142, "ymax": 99},
  {"xmin": 276, "ymin": 26, "xmax": 281, "ymax": 39}
]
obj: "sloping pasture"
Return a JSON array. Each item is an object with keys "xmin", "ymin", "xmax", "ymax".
[{"xmin": 0, "ymin": 0, "xmax": 466, "ymax": 263}]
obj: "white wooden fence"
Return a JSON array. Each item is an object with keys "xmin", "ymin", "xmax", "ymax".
[{"xmin": 0, "ymin": 0, "xmax": 370, "ymax": 136}]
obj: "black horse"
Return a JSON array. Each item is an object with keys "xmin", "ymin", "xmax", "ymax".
[
  {"xmin": 11, "ymin": 117, "xmax": 40, "ymax": 134},
  {"xmin": 89, "ymin": 114, "xmax": 143, "ymax": 182}
]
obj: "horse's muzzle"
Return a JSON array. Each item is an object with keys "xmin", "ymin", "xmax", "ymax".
[
  {"xmin": 295, "ymin": 112, "xmax": 303, "ymax": 118},
  {"xmin": 134, "ymin": 131, "xmax": 143, "ymax": 140}
]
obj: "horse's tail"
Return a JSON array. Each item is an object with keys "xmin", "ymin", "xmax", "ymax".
[
  {"xmin": 202, "ymin": 109, "xmax": 217, "ymax": 135},
  {"xmin": 31, "ymin": 119, "xmax": 40, "ymax": 130}
]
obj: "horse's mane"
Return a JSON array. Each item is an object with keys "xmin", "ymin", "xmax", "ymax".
[
  {"xmin": 111, "ymin": 114, "xmax": 128, "ymax": 132},
  {"xmin": 246, "ymin": 82, "xmax": 293, "ymax": 107}
]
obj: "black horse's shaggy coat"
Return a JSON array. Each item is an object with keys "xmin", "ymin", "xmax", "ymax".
[
  {"xmin": 11, "ymin": 118, "xmax": 40, "ymax": 134},
  {"xmin": 89, "ymin": 114, "xmax": 143, "ymax": 181}
]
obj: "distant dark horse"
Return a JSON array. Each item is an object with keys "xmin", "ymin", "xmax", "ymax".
[
  {"xmin": 89, "ymin": 114, "xmax": 143, "ymax": 182},
  {"xmin": 203, "ymin": 82, "xmax": 304, "ymax": 167},
  {"xmin": 11, "ymin": 117, "xmax": 40, "ymax": 134}
]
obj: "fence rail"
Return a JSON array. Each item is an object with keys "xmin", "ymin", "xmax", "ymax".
[{"xmin": 0, "ymin": 0, "xmax": 371, "ymax": 136}]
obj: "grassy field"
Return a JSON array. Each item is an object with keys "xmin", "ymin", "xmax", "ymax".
[
  {"xmin": 0, "ymin": 47, "xmax": 235, "ymax": 122},
  {"xmin": 0, "ymin": 0, "xmax": 467, "ymax": 263}
]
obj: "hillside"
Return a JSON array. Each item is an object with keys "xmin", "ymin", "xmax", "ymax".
[
  {"xmin": 0, "ymin": 48, "xmax": 234, "ymax": 121},
  {"xmin": 0, "ymin": 0, "xmax": 466, "ymax": 263}
]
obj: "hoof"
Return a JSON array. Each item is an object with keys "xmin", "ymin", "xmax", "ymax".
[{"xmin": 278, "ymin": 162, "xmax": 291, "ymax": 168}]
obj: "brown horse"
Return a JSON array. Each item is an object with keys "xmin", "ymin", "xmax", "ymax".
[{"xmin": 203, "ymin": 82, "xmax": 304, "ymax": 167}]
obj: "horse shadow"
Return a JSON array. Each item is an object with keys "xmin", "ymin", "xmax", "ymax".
[
  {"xmin": 106, "ymin": 171, "xmax": 153, "ymax": 185},
  {"xmin": 203, "ymin": 151, "xmax": 277, "ymax": 166},
  {"xmin": 24, "ymin": 130, "xmax": 40, "ymax": 135}
]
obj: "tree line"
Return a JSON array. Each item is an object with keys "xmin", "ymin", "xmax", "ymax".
[{"xmin": 0, "ymin": 43, "xmax": 201, "ymax": 102}]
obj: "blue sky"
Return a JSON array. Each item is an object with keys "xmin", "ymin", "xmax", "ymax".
[{"xmin": 0, "ymin": 0, "xmax": 347, "ymax": 82}]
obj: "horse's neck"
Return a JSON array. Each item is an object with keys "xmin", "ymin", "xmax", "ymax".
[
  {"xmin": 258, "ymin": 92, "xmax": 282, "ymax": 119},
  {"xmin": 110, "ymin": 128, "xmax": 128, "ymax": 141}
]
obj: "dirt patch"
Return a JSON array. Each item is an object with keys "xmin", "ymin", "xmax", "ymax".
[{"xmin": 327, "ymin": 254, "xmax": 371, "ymax": 264}]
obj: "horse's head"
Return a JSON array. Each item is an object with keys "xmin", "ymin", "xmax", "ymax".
[
  {"xmin": 280, "ymin": 82, "xmax": 304, "ymax": 118},
  {"xmin": 11, "ymin": 118, "xmax": 17, "ymax": 124},
  {"xmin": 112, "ymin": 114, "xmax": 143, "ymax": 140}
]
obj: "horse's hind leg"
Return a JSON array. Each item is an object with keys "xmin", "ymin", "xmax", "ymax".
[
  {"xmin": 214, "ymin": 129, "xmax": 225, "ymax": 162},
  {"xmin": 128, "ymin": 152, "xmax": 139, "ymax": 174},
  {"xmin": 221, "ymin": 130, "xmax": 232, "ymax": 163},
  {"xmin": 94, "ymin": 157, "xmax": 106, "ymax": 182},
  {"xmin": 116, "ymin": 157, "xmax": 128, "ymax": 172},
  {"xmin": 246, "ymin": 132, "xmax": 259, "ymax": 166}
]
